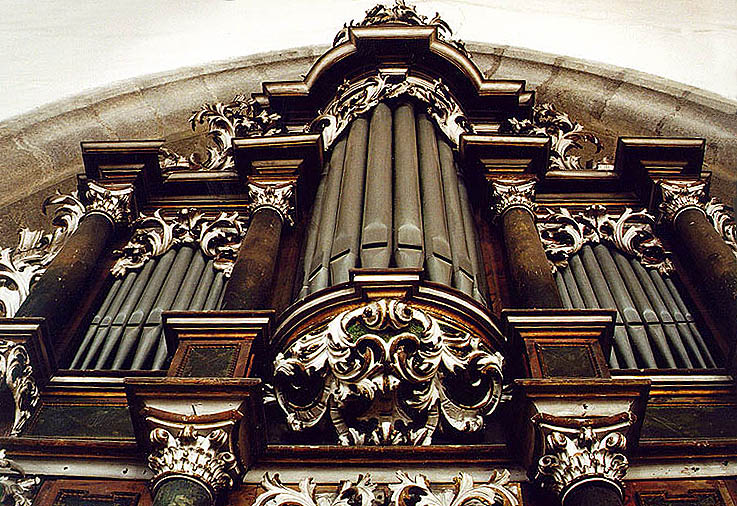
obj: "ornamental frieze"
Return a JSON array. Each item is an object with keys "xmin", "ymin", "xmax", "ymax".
[{"xmin": 272, "ymin": 298, "xmax": 505, "ymax": 446}]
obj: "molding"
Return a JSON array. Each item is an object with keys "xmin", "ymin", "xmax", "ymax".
[
  {"xmin": 254, "ymin": 470, "xmax": 519, "ymax": 506},
  {"xmin": 148, "ymin": 425, "xmax": 237, "ymax": 498},
  {"xmin": 110, "ymin": 208, "xmax": 248, "ymax": 278},
  {"xmin": 83, "ymin": 181, "xmax": 136, "ymax": 227},
  {"xmin": 247, "ymin": 182, "xmax": 296, "ymax": 227},
  {"xmin": 536, "ymin": 205, "xmax": 674, "ymax": 274},
  {"xmin": 273, "ymin": 298, "xmax": 505, "ymax": 446},
  {"xmin": 0, "ymin": 342, "xmax": 39, "ymax": 436},
  {"xmin": 705, "ymin": 197, "xmax": 737, "ymax": 258},
  {"xmin": 490, "ymin": 176, "xmax": 536, "ymax": 217},
  {"xmin": 0, "ymin": 450, "xmax": 39, "ymax": 506},
  {"xmin": 657, "ymin": 179, "xmax": 708, "ymax": 224}
]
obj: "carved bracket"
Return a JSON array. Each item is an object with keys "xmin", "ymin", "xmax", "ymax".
[
  {"xmin": 0, "ymin": 341, "xmax": 39, "ymax": 436},
  {"xmin": 536, "ymin": 205, "xmax": 674, "ymax": 274},
  {"xmin": 110, "ymin": 208, "xmax": 248, "ymax": 278},
  {"xmin": 0, "ymin": 449, "xmax": 40, "ymax": 506},
  {"xmin": 255, "ymin": 470, "xmax": 519, "ymax": 506},
  {"xmin": 273, "ymin": 298, "xmax": 505, "ymax": 446},
  {"xmin": 248, "ymin": 182, "xmax": 296, "ymax": 227}
]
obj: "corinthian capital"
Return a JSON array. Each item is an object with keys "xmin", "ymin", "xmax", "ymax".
[
  {"xmin": 148, "ymin": 425, "xmax": 237, "ymax": 498},
  {"xmin": 490, "ymin": 177, "xmax": 537, "ymax": 217},
  {"xmin": 248, "ymin": 182, "xmax": 295, "ymax": 226},
  {"xmin": 535, "ymin": 424, "xmax": 629, "ymax": 502},
  {"xmin": 658, "ymin": 179, "xmax": 707, "ymax": 224},
  {"xmin": 85, "ymin": 181, "xmax": 136, "ymax": 226}
]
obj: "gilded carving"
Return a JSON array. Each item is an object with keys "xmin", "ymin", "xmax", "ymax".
[
  {"xmin": 490, "ymin": 177, "xmax": 536, "ymax": 217},
  {"xmin": 537, "ymin": 205, "xmax": 674, "ymax": 274},
  {"xmin": 273, "ymin": 299, "xmax": 504, "ymax": 446},
  {"xmin": 657, "ymin": 179, "xmax": 708, "ymax": 224},
  {"xmin": 704, "ymin": 197, "xmax": 737, "ymax": 257},
  {"xmin": 0, "ymin": 450, "xmax": 40, "ymax": 506},
  {"xmin": 248, "ymin": 182, "xmax": 296, "ymax": 227},
  {"xmin": 0, "ymin": 341, "xmax": 39, "ymax": 436},
  {"xmin": 84, "ymin": 181, "xmax": 136, "ymax": 226}
]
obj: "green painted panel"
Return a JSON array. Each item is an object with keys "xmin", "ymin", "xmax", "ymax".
[
  {"xmin": 638, "ymin": 492, "xmax": 722, "ymax": 506},
  {"xmin": 53, "ymin": 491, "xmax": 140, "ymax": 506},
  {"xmin": 642, "ymin": 404, "xmax": 737, "ymax": 440},
  {"xmin": 25, "ymin": 404, "xmax": 134, "ymax": 439},
  {"xmin": 180, "ymin": 345, "xmax": 238, "ymax": 377},
  {"xmin": 539, "ymin": 345, "xmax": 597, "ymax": 377}
]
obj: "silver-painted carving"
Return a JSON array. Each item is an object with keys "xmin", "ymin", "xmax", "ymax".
[
  {"xmin": 333, "ymin": 0, "xmax": 468, "ymax": 57},
  {"xmin": 503, "ymin": 103, "xmax": 607, "ymax": 172},
  {"xmin": 0, "ymin": 192, "xmax": 85, "ymax": 317},
  {"xmin": 310, "ymin": 72, "xmax": 472, "ymax": 151},
  {"xmin": 705, "ymin": 197, "xmax": 737, "ymax": 258},
  {"xmin": 148, "ymin": 425, "xmax": 237, "ymax": 496},
  {"xmin": 84, "ymin": 181, "xmax": 136, "ymax": 226},
  {"xmin": 657, "ymin": 179, "xmax": 708, "ymax": 224},
  {"xmin": 490, "ymin": 177, "xmax": 536, "ymax": 217},
  {"xmin": 0, "ymin": 450, "xmax": 40, "ymax": 506},
  {"xmin": 537, "ymin": 205, "xmax": 674, "ymax": 274},
  {"xmin": 0, "ymin": 342, "xmax": 40, "ymax": 436},
  {"xmin": 248, "ymin": 182, "xmax": 296, "ymax": 227},
  {"xmin": 255, "ymin": 470, "xmax": 519, "ymax": 506},
  {"xmin": 111, "ymin": 209, "xmax": 247, "ymax": 278},
  {"xmin": 536, "ymin": 426, "xmax": 628, "ymax": 500},
  {"xmin": 160, "ymin": 95, "xmax": 285, "ymax": 172},
  {"xmin": 273, "ymin": 299, "xmax": 504, "ymax": 446}
]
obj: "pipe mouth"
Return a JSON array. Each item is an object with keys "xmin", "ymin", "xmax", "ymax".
[{"xmin": 560, "ymin": 476, "xmax": 623, "ymax": 506}]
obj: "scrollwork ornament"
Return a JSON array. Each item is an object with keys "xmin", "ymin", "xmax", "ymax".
[
  {"xmin": 391, "ymin": 470, "xmax": 519, "ymax": 506},
  {"xmin": 148, "ymin": 425, "xmax": 237, "ymax": 497},
  {"xmin": 84, "ymin": 181, "xmax": 136, "ymax": 227},
  {"xmin": 657, "ymin": 179, "xmax": 708, "ymax": 224},
  {"xmin": 248, "ymin": 182, "xmax": 296, "ymax": 227},
  {"xmin": 705, "ymin": 197, "xmax": 737, "ymax": 258},
  {"xmin": 255, "ymin": 473, "xmax": 376, "ymax": 506},
  {"xmin": 535, "ymin": 427, "xmax": 628, "ymax": 501},
  {"xmin": 0, "ymin": 342, "xmax": 39, "ymax": 436},
  {"xmin": 273, "ymin": 299, "xmax": 505, "ymax": 446},
  {"xmin": 0, "ymin": 449, "xmax": 40, "ymax": 506},
  {"xmin": 490, "ymin": 177, "xmax": 536, "ymax": 217}
]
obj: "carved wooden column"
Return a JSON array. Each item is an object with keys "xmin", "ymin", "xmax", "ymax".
[
  {"xmin": 15, "ymin": 182, "xmax": 135, "ymax": 342},
  {"xmin": 491, "ymin": 176, "xmax": 561, "ymax": 308},
  {"xmin": 658, "ymin": 179, "xmax": 737, "ymax": 347},
  {"xmin": 221, "ymin": 182, "xmax": 294, "ymax": 310}
]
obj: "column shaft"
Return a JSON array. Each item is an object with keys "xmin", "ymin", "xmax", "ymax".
[
  {"xmin": 563, "ymin": 480, "xmax": 624, "ymax": 506},
  {"xmin": 152, "ymin": 477, "xmax": 213, "ymax": 506},
  {"xmin": 221, "ymin": 207, "xmax": 283, "ymax": 310}
]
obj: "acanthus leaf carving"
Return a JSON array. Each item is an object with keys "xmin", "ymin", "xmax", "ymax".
[
  {"xmin": 255, "ymin": 473, "xmax": 376, "ymax": 506},
  {"xmin": 657, "ymin": 179, "xmax": 708, "ymax": 224},
  {"xmin": 490, "ymin": 177, "xmax": 536, "ymax": 217},
  {"xmin": 273, "ymin": 299, "xmax": 504, "ymax": 446},
  {"xmin": 0, "ymin": 449, "xmax": 40, "ymax": 506},
  {"xmin": 248, "ymin": 182, "xmax": 296, "ymax": 227},
  {"xmin": 537, "ymin": 205, "xmax": 674, "ymax": 274},
  {"xmin": 84, "ymin": 181, "xmax": 136, "ymax": 227},
  {"xmin": 705, "ymin": 197, "xmax": 737, "ymax": 258},
  {"xmin": 309, "ymin": 72, "xmax": 472, "ymax": 151},
  {"xmin": 0, "ymin": 342, "xmax": 39, "ymax": 436},
  {"xmin": 111, "ymin": 209, "xmax": 248, "ymax": 278}
]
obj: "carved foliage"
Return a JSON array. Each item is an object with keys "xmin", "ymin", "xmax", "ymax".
[
  {"xmin": 310, "ymin": 73, "xmax": 472, "ymax": 151},
  {"xmin": 705, "ymin": 197, "xmax": 737, "ymax": 258},
  {"xmin": 248, "ymin": 182, "xmax": 296, "ymax": 227},
  {"xmin": 111, "ymin": 209, "xmax": 247, "ymax": 278},
  {"xmin": 0, "ymin": 192, "xmax": 85, "ymax": 317},
  {"xmin": 657, "ymin": 179, "xmax": 708, "ymax": 224},
  {"xmin": 502, "ymin": 103, "xmax": 606, "ymax": 172},
  {"xmin": 537, "ymin": 205, "xmax": 674, "ymax": 274},
  {"xmin": 0, "ymin": 342, "xmax": 40, "ymax": 436},
  {"xmin": 84, "ymin": 182, "xmax": 136, "ymax": 226},
  {"xmin": 148, "ymin": 425, "xmax": 237, "ymax": 495},
  {"xmin": 0, "ymin": 449, "xmax": 40, "ymax": 506},
  {"xmin": 273, "ymin": 299, "xmax": 504, "ymax": 446},
  {"xmin": 333, "ymin": 0, "xmax": 468, "ymax": 56},
  {"xmin": 490, "ymin": 177, "xmax": 536, "ymax": 217}
]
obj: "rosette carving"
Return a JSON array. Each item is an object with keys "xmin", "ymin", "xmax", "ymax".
[
  {"xmin": 148, "ymin": 425, "xmax": 237, "ymax": 496},
  {"xmin": 248, "ymin": 182, "xmax": 296, "ymax": 227},
  {"xmin": 160, "ymin": 95, "xmax": 286, "ymax": 172},
  {"xmin": 536, "ymin": 426, "xmax": 628, "ymax": 500},
  {"xmin": 490, "ymin": 177, "xmax": 536, "ymax": 217},
  {"xmin": 84, "ymin": 181, "xmax": 136, "ymax": 226},
  {"xmin": 658, "ymin": 179, "xmax": 708, "ymax": 224},
  {"xmin": 0, "ymin": 192, "xmax": 84, "ymax": 317},
  {"xmin": 273, "ymin": 299, "xmax": 505, "ymax": 446},
  {"xmin": 705, "ymin": 197, "xmax": 737, "ymax": 258},
  {"xmin": 537, "ymin": 205, "xmax": 674, "ymax": 274},
  {"xmin": 333, "ymin": 0, "xmax": 468, "ymax": 57},
  {"xmin": 0, "ymin": 342, "xmax": 39, "ymax": 436},
  {"xmin": 0, "ymin": 449, "xmax": 40, "ymax": 506},
  {"xmin": 310, "ymin": 72, "xmax": 472, "ymax": 150},
  {"xmin": 502, "ymin": 103, "xmax": 607, "ymax": 172},
  {"xmin": 110, "ymin": 209, "xmax": 247, "ymax": 278}
]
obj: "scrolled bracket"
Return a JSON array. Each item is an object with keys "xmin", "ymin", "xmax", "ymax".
[{"xmin": 0, "ymin": 341, "xmax": 39, "ymax": 436}]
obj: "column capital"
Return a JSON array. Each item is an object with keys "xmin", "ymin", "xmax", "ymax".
[
  {"xmin": 148, "ymin": 425, "xmax": 238, "ymax": 499},
  {"xmin": 247, "ymin": 181, "xmax": 295, "ymax": 227},
  {"xmin": 657, "ymin": 178, "xmax": 708, "ymax": 224},
  {"xmin": 490, "ymin": 176, "xmax": 537, "ymax": 217},
  {"xmin": 84, "ymin": 181, "xmax": 137, "ymax": 227}
]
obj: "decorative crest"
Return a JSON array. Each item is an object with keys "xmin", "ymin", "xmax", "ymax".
[
  {"xmin": 248, "ymin": 182, "xmax": 296, "ymax": 227},
  {"xmin": 490, "ymin": 177, "xmax": 536, "ymax": 217},
  {"xmin": 148, "ymin": 425, "xmax": 237, "ymax": 496},
  {"xmin": 111, "ymin": 209, "xmax": 247, "ymax": 278},
  {"xmin": 537, "ymin": 205, "xmax": 674, "ymax": 274},
  {"xmin": 310, "ymin": 72, "xmax": 472, "ymax": 150},
  {"xmin": 658, "ymin": 179, "xmax": 708, "ymax": 224},
  {"xmin": 0, "ymin": 342, "xmax": 39, "ymax": 436},
  {"xmin": 0, "ymin": 192, "xmax": 85, "ymax": 317},
  {"xmin": 705, "ymin": 197, "xmax": 737, "ymax": 258},
  {"xmin": 502, "ymin": 103, "xmax": 608, "ymax": 172},
  {"xmin": 84, "ymin": 181, "xmax": 136, "ymax": 226},
  {"xmin": 273, "ymin": 299, "xmax": 505, "ymax": 446},
  {"xmin": 160, "ymin": 95, "xmax": 286, "ymax": 172},
  {"xmin": 333, "ymin": 1, "xmax": 468, "ymax": 57},
  {"xmin": 0, "ymin": 449, "xmax": 40, "ymax": 506}
]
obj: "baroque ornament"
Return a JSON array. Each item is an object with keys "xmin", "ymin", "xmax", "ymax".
[
  {"xmin": 536, "ymin": 427, "xmax": 628, "ymax": 500},
  {"xmin": 490, "ymin": 177, "xmax": 536, "ymax": 217},
  {"xmin": 333, "ymin": 0, "xmax": 468, "ymax": 57},
  {"xmin": 502, "ymin": 103, "xmax": 607, "ymax": 172},
  {"xmin": 536, "ymin": 205, "xmax": 674, "ymax": 274},
  {"xmin": 160, "ymin": 95, "xmax": 286, "ymax": 172},
  {"xmin": 705, "ymin": 197, "xmax": 737, "ymax": 258},
  {"xmin": 84, "ymin": 181, "xmax": 136, "ymax": 226},
  {"xmin": 110, "ymin": 209, "xmax": 247, "ymax": 278},
  {"xmin": 273, "ymin": 299, "xmax": 504, "ymax": 446},
  {"xmin": 0, "ymin": 342, "xmax": 40, "ymax": 436},
  {"xmin": 254, "ymin": 470, "xmax": 519, "ymax": 506},
  {"xmin": 657, "ymin": 179, "xmax": 708, "ymax": 224},
  {"xmin": 248, "ymin": 182, "xmax": 296, "ymax": 227},
  {"xmin": 148, "ymin": 425, "xmax": 237, "ymax": 496},
  {"xmin": 0, "ymin": 192, "xmax": 85, "ymax": 317},
  {"xmin": 310, "ymin": 72, "xmax": 472, "ymax": 151},
  {"xmin": 0, "ymin": 449, "xmax": 40, "ymax": 506}
]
